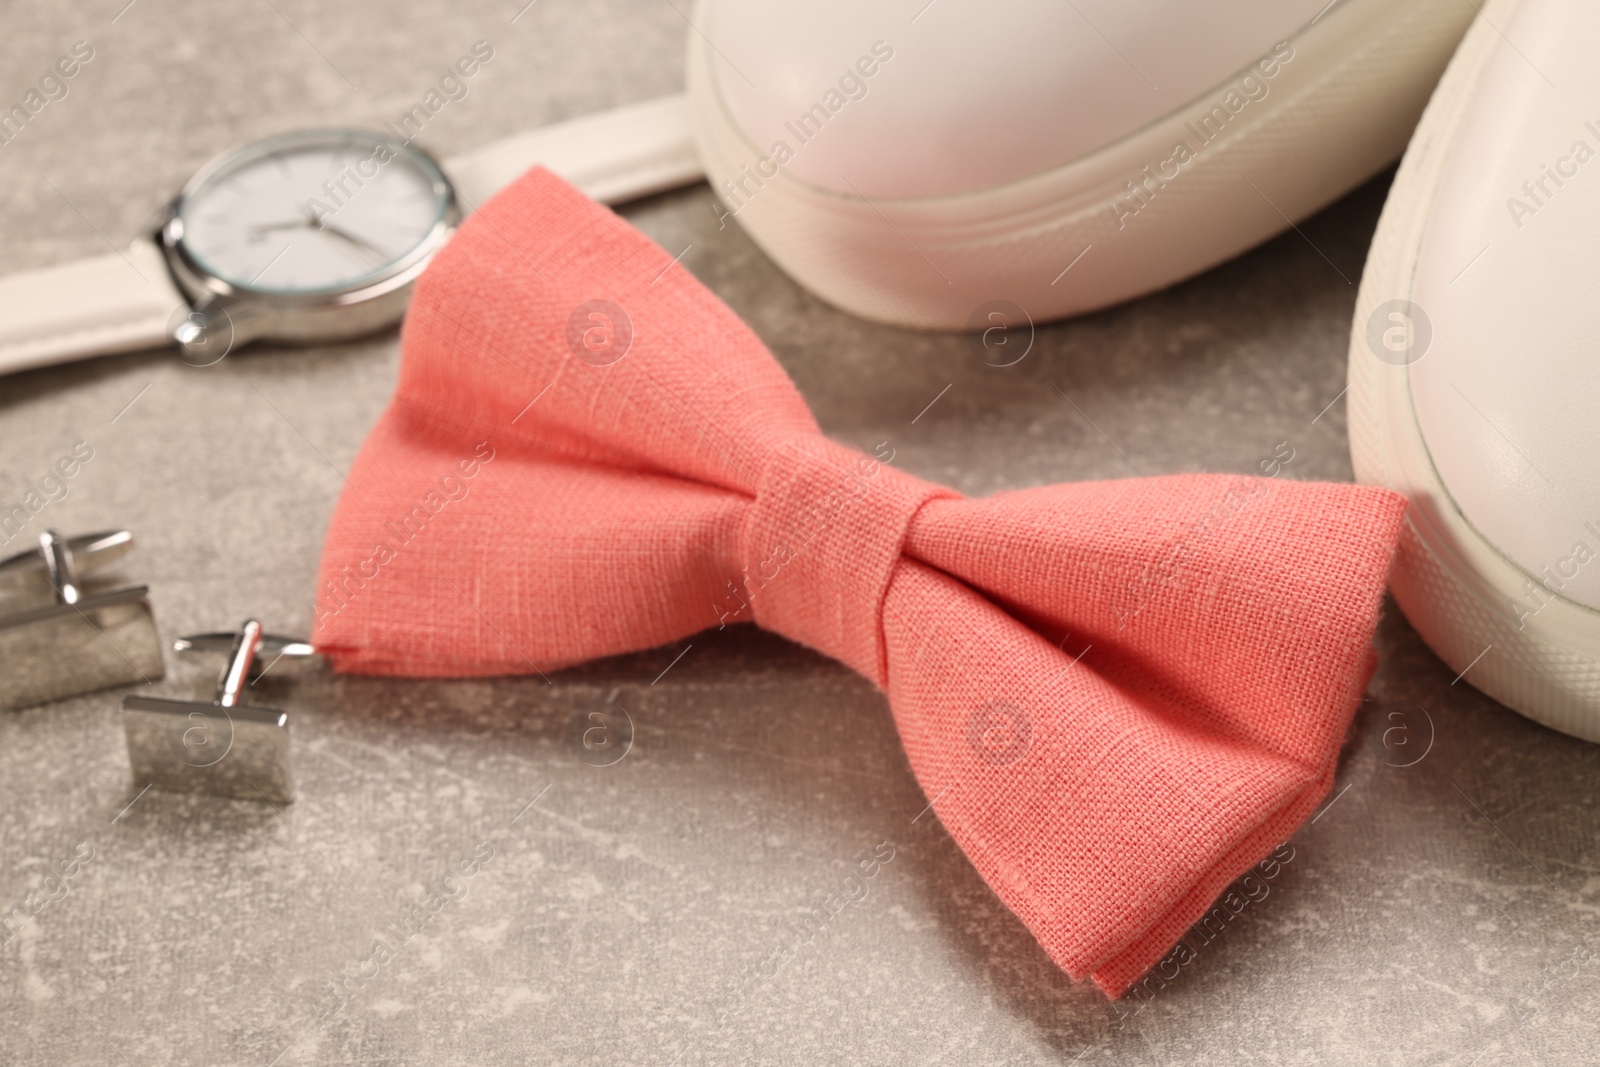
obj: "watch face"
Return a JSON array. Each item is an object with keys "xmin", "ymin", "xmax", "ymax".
[{"xmin": 176, "ymin": 130, "xmax": 452, "ymax": 296}]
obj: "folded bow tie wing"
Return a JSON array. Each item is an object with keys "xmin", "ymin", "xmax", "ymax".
[{"xmin": 313, "ymin": 168, "xmax": 1405, "ymax": 996}]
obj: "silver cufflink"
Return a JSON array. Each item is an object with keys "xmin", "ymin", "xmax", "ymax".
[
  {"xmin": 121, "ymin": 620, "xmax": 316, "ymax": 805},
  {"xmin": 0, "ymin": 529, "xmax": 165, "ymax": 710}
]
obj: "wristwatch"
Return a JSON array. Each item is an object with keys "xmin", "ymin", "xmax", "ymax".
[{"xmin": 0, "ymin": 94, "xmax": 701, "ymax": 374}]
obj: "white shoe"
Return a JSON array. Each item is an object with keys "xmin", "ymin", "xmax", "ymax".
[
  {"xmin": 1349, "ymin": 0, "xmax": 1600, "ymax": 741},
  {"xmin": 688, "ymin": 0, "xmax": 1476, "ymax": 329}
]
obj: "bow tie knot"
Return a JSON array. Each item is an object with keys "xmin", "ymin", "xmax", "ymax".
[{"xmin": 741, "ymin": 435, "xmax": 953, "ymax": 686}]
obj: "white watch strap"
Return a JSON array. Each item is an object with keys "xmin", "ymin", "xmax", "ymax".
[
  {"xmin": 445, "ymin": 93, "xmax": 701, "ymax": 208},
  {"xmin": 0, "ymin": 237, "xmax": 185, "ymax": 377}
]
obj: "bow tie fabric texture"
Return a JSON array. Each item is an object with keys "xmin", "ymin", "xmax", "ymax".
[{"xmin": 313, "ymin": 167, "xmax": 1406, "ymax": 996}]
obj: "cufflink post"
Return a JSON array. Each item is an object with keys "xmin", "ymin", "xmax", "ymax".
[
  {"xmin": 0, "ymin": 529, "xmax": 165, "ymax": 710},
  {"xmin": 121, "ymin": 620, "xmax": 316, "ymax": 804}
]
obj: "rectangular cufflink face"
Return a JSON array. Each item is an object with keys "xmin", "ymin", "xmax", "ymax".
[
  {"xmin": 122, "ymin": 696, "xmax": 293, "ymax": 804},
  {"xmin": 0, "ymin": 587, "xmax": 165, "ymax": 711}
]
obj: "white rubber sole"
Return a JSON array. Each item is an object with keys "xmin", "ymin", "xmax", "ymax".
[
  {"xmin": 1347, "ymin": 0, "xmax": 1600, "ymax": 742},
  {"xmin": 689, "ymin": 0, "xmax": 1477, "ymax": 330}
]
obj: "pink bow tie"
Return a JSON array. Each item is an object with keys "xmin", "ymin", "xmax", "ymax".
[{"xmin": 313, "ymin": 168, "xmax": 1404, "ymax": 996}]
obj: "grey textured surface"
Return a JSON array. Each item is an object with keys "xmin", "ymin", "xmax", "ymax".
[{"xmin": 2, "ymin": 2, "xmax": 1598, "ymax": 1065}]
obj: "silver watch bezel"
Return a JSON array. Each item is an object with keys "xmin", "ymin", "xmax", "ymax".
[{"xmin": 153, "ymin": 128, "xmax": 460, "ymax": 361}]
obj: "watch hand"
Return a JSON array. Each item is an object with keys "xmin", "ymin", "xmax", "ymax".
[
  {"xmin": 316, "ymin": 221, "xmax": 390, "ymax": 260},
  {"xmin": 247, "ymin": 218, "xmax": 311, "ymax": 236}
]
